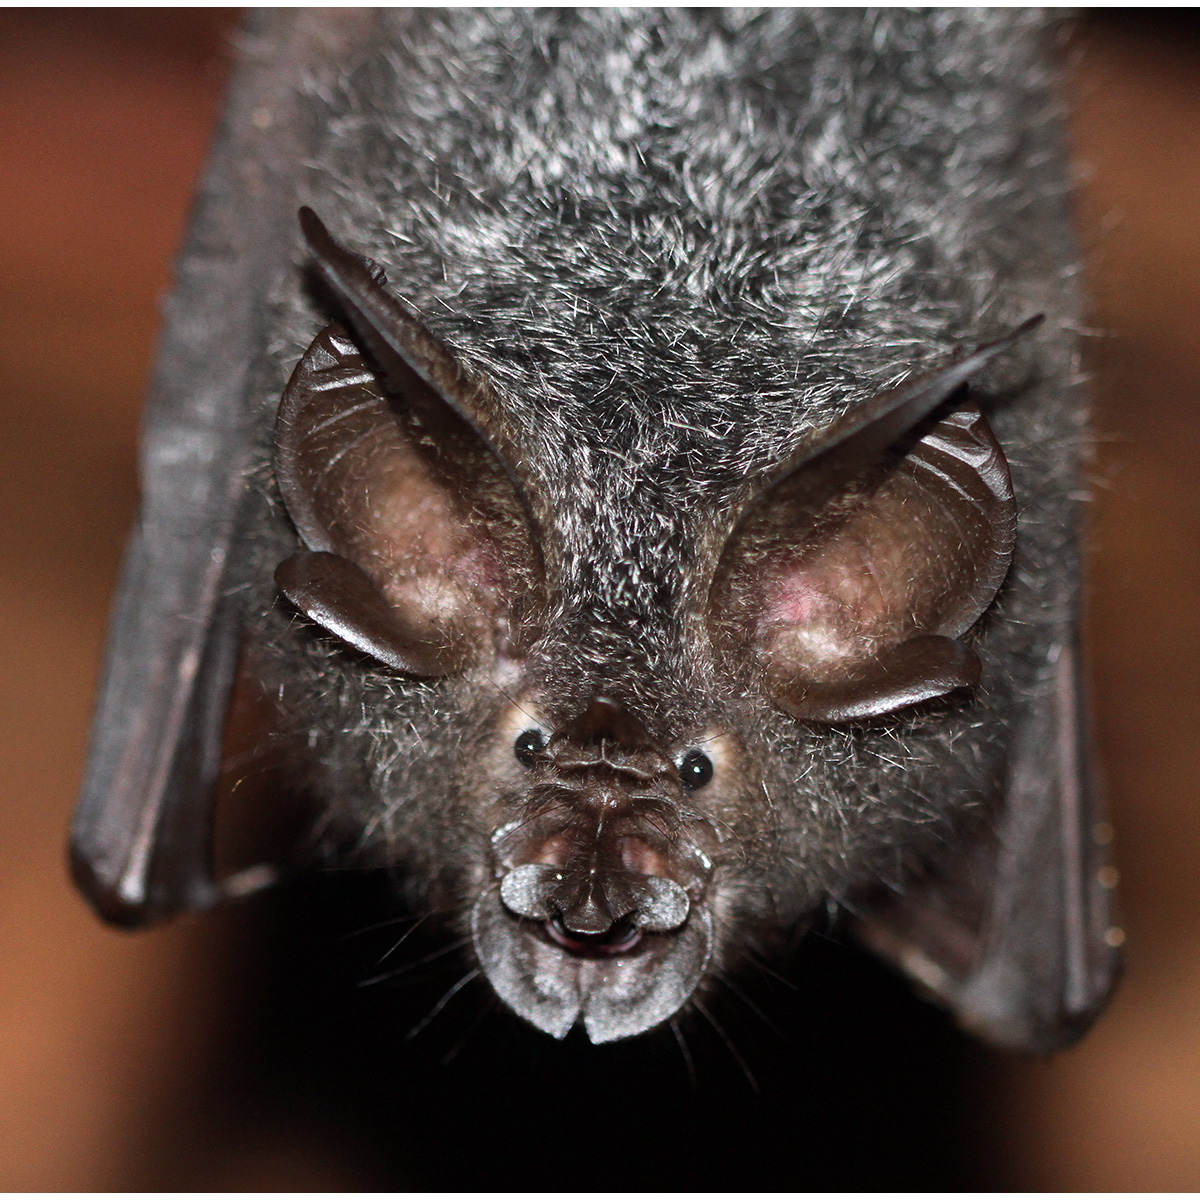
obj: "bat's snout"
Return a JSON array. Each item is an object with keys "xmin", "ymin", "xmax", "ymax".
[{"xmin": 472, "ymin": 701, "xmax": 718, "ymax": 1042}]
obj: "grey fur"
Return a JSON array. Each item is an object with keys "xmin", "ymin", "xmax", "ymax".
[{"xmin": 241, "ymin": 10, "xmax": 1090, "ymax": 1037}]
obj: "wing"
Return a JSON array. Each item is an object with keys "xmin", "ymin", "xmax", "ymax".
[
  {"xmin": 854, "ymin": 636, "xmax": 1122, "ymax": 1053},
  {"xmin": 70, "ymin": 11, "xmax": 380, "ymax": 927}
]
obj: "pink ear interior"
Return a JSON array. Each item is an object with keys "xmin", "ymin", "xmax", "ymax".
[
  {"xmin": 718, "ymin": 398, "xmax": 1016, "ymax": 723},
  {"xmin": 274, "ymin": 319, "xmax": 528, "ymax": 674}
]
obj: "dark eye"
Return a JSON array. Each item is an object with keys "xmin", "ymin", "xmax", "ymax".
[
  {"xmin": 678, "ymin": 749, "xmax": 713, "ymax": 790},
  {"xmin": 514, "ymin": 728, "xmax": 547, "ymax": 767}
]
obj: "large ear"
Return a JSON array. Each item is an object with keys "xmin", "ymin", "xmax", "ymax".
[
  {"xmin": 274, "ymin": 209, "xmax": 542, "ymax": 676},
  {"xmin": 710, "ymin": 321, "xmax": 1038, "ymax": 722}
]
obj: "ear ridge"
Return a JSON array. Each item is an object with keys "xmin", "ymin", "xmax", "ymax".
[
  {"xmin": 275, "ymin": 219, "xmax": 545, "ymax": 673},
  {"xmin": 903, "ymin": 405, "xmax": 1017, "ymax": 637},
  {"xmin": 275, "ymin": 551, "xmax": 470, "ymax": 677},
  {"xmin": 768, "ymin": 635, "xmax": 981, "ymax": 724},
  {"xmin": 274, "ymin": 326, "xmax": 498, "ymax": 673},
  {"xmin": 299, "ymin": 206, "xmax": 474, "ymax": 417},
  {"xmin": 274, "ymin": 323, "xmax": 399, "ymax": 556},
  {"xmin": 730, "ymin": 316, "xmax": 1039, "ymax": 540}
]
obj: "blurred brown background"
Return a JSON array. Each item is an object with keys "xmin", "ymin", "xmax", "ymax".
[{"xmin": 0, "ymin": 9, "xmax": 1197, "ymax": 1189}]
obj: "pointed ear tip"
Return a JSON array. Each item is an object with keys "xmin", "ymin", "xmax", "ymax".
[
  {"xmin": 298, "ymin": 205, "xmax": 335, "ymax": 256},
  {"xmin": 989, "ymin": 313, "xmax": 1044, "ymax": 354}
]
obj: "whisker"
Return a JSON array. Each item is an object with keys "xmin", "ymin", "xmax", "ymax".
[
  {"xmin": 803, "ymin": 921, "xmax": 843, "ymax": 945},
  {"xmin": 485, "ymin": 679, "xmax": 541, "ymax": 726},
  {"xmin": 669, "ymin": 1016, "xmax": 697, "ymax": 1090},
  {"xmin": 341, "ymin": 912, "xmax": 423, "ymax": 941},
  {"xmin": 746, "ymin": 951, "xmax": 798, "ymax": 992},
  {"xmin": 442, "ymin": 993, "xmax": 499, "ymax": 1067},
  {"xmin": 357, "ymin": 935, "xmax": 471, "ymax": 987},
  {"xmin": 713, "ymin": 971, "xmax": 782, "ymax": 1039},
  {"xmin": 694, "ymin": 997, "xmax": 759, "ymax": 1094},
  {"xmin": 373, "ymin": 912, "xmax": 433, "ymax": 967},
  {"xmin": 407, "ymin": 968, "xmax": 480, "ymax": 1041}
]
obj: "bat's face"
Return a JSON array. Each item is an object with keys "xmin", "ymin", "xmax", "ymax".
[{"xmin": 266, "ymin": 211, "xmax": 1036, "ymax": 1043}]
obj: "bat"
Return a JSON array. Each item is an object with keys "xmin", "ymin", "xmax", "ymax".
[{"xmin": 72, "ymin": 9, "xmax": 1119, "ymax": 1052}]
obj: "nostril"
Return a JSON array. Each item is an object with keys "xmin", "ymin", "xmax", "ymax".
[
  {"xmin": 546, "ymin": 911, "xmax": 643, "ymax": 956},
  {"xmin": 600, "ymin": 915, "xmax": 642, "ymax": 952}
]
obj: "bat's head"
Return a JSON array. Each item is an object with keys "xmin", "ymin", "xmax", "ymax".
[{"xmin": 272, "ymin": 210, "xmax": 1025, "ymax": 1041}]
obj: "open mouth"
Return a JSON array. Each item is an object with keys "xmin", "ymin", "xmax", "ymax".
[{"xmin": 543, "ymin": 911, "xmax": 644, "ymax": 956}]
